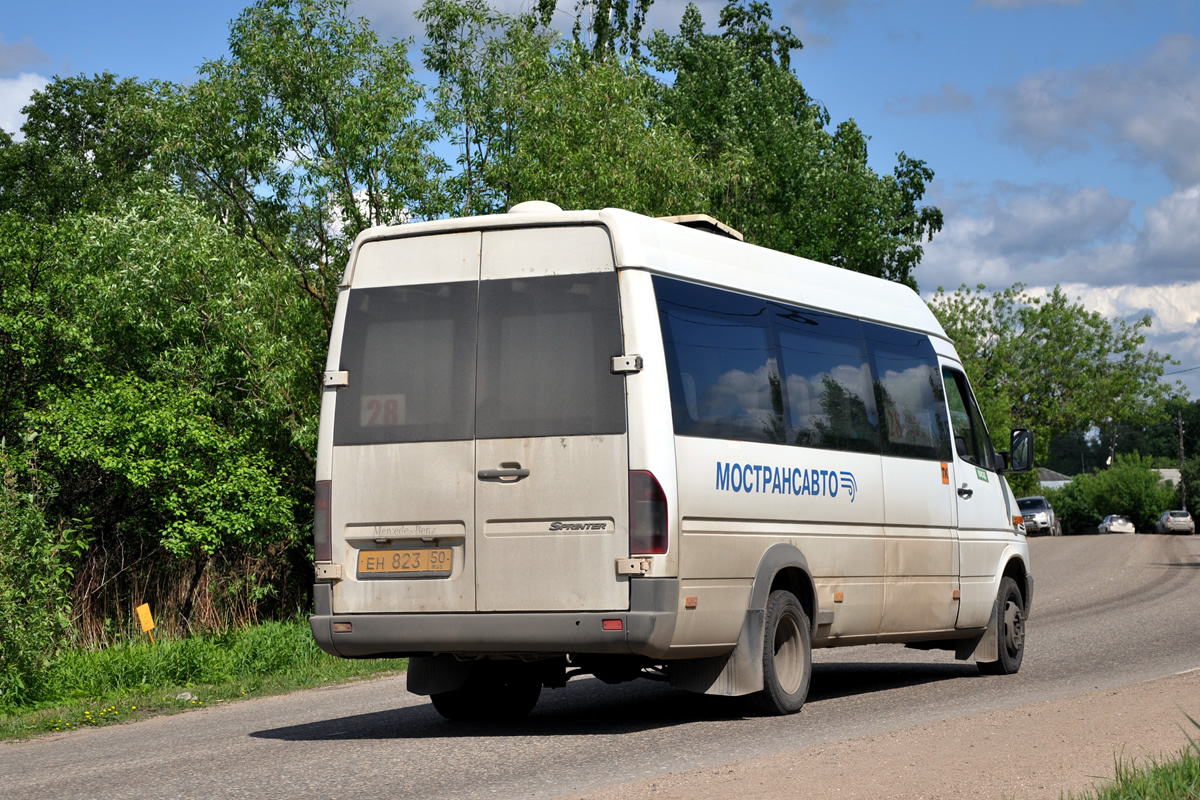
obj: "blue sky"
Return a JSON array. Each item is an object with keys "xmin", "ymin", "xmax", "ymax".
[{"xmin": 3, "ymin": 0, "xmax": 1199, "ymax": 396}]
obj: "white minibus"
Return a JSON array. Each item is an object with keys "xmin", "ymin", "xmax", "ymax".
[{"xmin": 310, "ymin": 202, "xmax": 1035, "ymax": 719}]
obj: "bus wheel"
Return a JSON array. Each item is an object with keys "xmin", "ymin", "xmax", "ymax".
[
  {"xmin": 977, "ymin": 576, "xmax": 1025, "ymax": 675},
  {"xmin": 750, "ymin": 590, "xmax": 812, "ymax": 716},
  {"xmin": 431, "ymin": 662, "xmax": 542, "ymax": 722}
]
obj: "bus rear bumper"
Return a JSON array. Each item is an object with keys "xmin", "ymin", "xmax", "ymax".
[{"xmin": 308, "ymin": 579, "xmax": 680, "ymax": 660}]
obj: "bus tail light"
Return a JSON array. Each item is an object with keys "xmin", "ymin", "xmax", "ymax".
[
  {"xmin": 314, "ymin": 480, "xmax": 332, "ymax": 562},
  {"xmin": 629, "ymin": 470, "xmax": 668, "ymax": 555}
]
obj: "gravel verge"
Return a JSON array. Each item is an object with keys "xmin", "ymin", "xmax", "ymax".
[{"xmin": 560, "ymin": 668, "xmax": 1200, "ymax": 800}]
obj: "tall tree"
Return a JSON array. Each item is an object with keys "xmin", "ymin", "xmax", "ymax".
[
  {"xmin": 569, "ymin": 0, "xmax": 652, "ymax": 59},
  {"xmin": 166, "ymin": 0, "xmax": 438, "ymax": 328},
  {"xmin": 419, "ymin": 0, "xmax": 551, "ymax": 216},
  {"xmin": 0, "ymin": 72, "xmax": 167, "ymax": 219},
  {"xmin": 647, "ymin": 1, "xmax": 943, "ymax": 287},
  {"xmin": 929, "ymin": 284, "xmax": 1178, "ymax": 465},
  {"xmin": 420, "ymin": 0, "xmax": 715, "ymax": 216},
  {"xmin": 23, "ymin": 190, "xmax": 317, "ymax": 634}
]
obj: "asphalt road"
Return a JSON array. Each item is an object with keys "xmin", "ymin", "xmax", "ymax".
[{"xmin": 3, "ymin": 533, "xmax": 1199, "ymax": 800}]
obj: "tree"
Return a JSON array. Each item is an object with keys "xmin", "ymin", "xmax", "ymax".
[
  {"xmin": 420, "ymin": 0, "xmax": 713, "ymax": 217},
  {"xmin": 568, "ymin": 0, "xmax": 652, "ymax": 59},
  {"xmin": 647, "ymin": 1, "xmax": 943, "ymax": 287},
  {"xmin": 2, "ymin": 187, "xmax": 318, "ymax": 636},
  {"xmin": 929, "ymin": 284, "xmax": 1177, "ymax": 467},
  {"xmin": 498, "ymin": 49, "xmax": 716, "ymax": 214},
  {"xmin": 0, "ymin": 73, "xmax": 168, "ymax": 220},
  {"xmin": 0, "ymin": 443, "xmax": 90, "ymax": 707},
  {"xmin": 50, "ymin": 190, "xmax": 311, "ymax": 519},
  {"xmin": 1043, "ymin": 431, "xmax": 1108, "ymax": 476},
  {"xmin": 1180, "ymin": 456, "xmax": 1200, "ymax": 518},
  {"xmin": 166, "ymin": 0, "xmax": 438, "ymax": 329}
]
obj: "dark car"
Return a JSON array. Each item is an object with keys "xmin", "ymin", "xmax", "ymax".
[{"xmin": 1017, "ymin": 495, "xmax": 1061, "ymax": 536}]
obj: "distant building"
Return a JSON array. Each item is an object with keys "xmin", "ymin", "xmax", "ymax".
[
  {"xmin": 1038, "ymin": 467, "xmax": 1071, "ymax": 491},
  {"xmin": 1155, "ymin": 468, "xmax": 1181, "ymax": 487}
]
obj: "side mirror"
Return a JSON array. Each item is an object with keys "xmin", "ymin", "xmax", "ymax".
[{"xmin": 1002, "ymin": 428, "xmax": 1034, "ymax": 473}]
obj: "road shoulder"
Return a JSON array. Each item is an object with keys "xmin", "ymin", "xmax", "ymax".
[{"xmin": 561, "ymin": 668, "xmax": 1200, "ymax": 800}]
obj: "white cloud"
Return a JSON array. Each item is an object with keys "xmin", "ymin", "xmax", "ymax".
[
  {"xmin": 1139, "ymin": 185, "xmax": 1200, "ymax": 275},
  {"xmin": 993, "ymin": 34, "xmax": 1200, "ymax": 186},
  {"xmin": 983, "ymin": 184, "xmax": 1132, "ymax": 258},
  {"xmin": 1062, "ymin": 283, "xmax": 1200, "ymax": 335},
  {"xmin": 921, "ymin": 181, "xmax": 1200, "ymax": 291},
  {"xmin": 920, "ymin": 183, "xmax": 1200, "ymax": 397},
  {"xmin": 0, "ymin": 72, "xmax": 48, "ymax": 139}
]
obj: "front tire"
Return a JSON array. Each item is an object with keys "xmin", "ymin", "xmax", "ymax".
[
  {"xmin": 977, "ymin": 576, "xmax": 1026, "ymax": 675},
  {"xmin": 749, "ymin": 590, "xmax": 812, "ymax": 716}
]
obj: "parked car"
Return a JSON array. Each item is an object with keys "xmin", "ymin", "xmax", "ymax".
[
  {"xmin": 1017, "ymin": 495, "xmax": 1061, "ymax": 536},
  {"xmin": 1098, "ymin": 514, "xmax": 1136, "ymax": 534},
  {"xmin": 1154, "ymin": 510, "xmax": 1195, "ymax": 535}
]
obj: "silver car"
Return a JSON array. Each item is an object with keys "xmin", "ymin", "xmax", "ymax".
[
  {"xmin": 1098, "ymin": 514, "xmax": 1135, "ymax": 534},
  {"xmin": 1017, "ymin": 496, "xmax": 1061, "ymax": 536},
  {"xmin": 1154, "ymin": 510, "xmax": 1195, "ymax": 535}
]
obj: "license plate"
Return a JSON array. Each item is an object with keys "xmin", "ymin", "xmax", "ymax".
[{"xmin": 357, "ymin": 548, "xmax": 452, "ymax": 578}]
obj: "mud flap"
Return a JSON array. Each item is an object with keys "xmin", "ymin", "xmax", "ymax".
[
  {"xmin": 959, "ymin": 598, "xmax": 999, "ymax": 663},
  {"xmin": 669, "ymin": 608, "xmax": 765, "ymax": 696}
]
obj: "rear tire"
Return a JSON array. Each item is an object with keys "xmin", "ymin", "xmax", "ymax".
[
  {"xmin": 977, "ymin": 576, "xmax": 1025, "ymax": 675},
  {"xmin": 430, "ymin": 662, "xmax": 542, "ymax": 722},
  {"xmin": 749, "ymin": 590, "xmax": 812, "ymax": 716}
]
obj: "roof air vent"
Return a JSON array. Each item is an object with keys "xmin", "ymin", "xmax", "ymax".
[{"xmin": 657, "ymin": 214, "xmax": 743, "ymax": 241}]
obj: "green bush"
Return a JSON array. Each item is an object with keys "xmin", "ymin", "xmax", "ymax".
[
  {"xmin": 1046, "ymin": 453, "xmax": 1177, "ymax": 534},
  {"xmin": 0, "ymin": 444, "xmax": 87, "ymax": 708}
]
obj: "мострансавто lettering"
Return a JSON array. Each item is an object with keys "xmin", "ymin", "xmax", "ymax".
[{"xmin": 715, "ymin": 461, "xmax": 858, "ymax": 502}]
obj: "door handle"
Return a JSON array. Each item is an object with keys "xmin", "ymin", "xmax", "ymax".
[
  {"xmin": 957, "ymin": 486, "xmax": 974, "ymax": 499},
  {"xmin": 478, "ymin": 467, "xmax": 530, "ymax": 482}
]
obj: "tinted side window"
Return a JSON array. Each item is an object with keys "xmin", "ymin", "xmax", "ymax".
[
  {"xmin": 655, "ymin": 276, "xmax": 780, "ymax": 443},
  {"xmin": 771, "ymin": 304, "xmax": 879, "ymax": 453},
  {"xmin": 335, "ymin": 282, "xmax": 479, "ymax": 445},
  {"xmin": 942, "ymin": 367, "xmax": 995, "ymax": 468},
  {"xmin": 475, "ymin": 272, "xmax": 626, "ymax": 439},
  {"xmin": 866, "ymin": 324, "xmax": 952, "ymax": 461},
  {"xmin": 655, "ymin": 276, "xmax": 952, "ymax": 464}
]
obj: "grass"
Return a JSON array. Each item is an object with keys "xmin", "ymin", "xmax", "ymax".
[
  {"xmin": 0, "ymin": 618, "xmax": 401, "ymax": 741},
  {"xmin": 1064, "ymin": 714, "xmax": 1200, "ymax": 800},
  {"xmin": 5, "ymin": 626, "xmax": 1200, "ymax": 800}
]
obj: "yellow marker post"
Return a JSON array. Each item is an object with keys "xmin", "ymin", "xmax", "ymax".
[{"xmin": 135, "ymin": 603, "xmax": 156, "ymax": 645}]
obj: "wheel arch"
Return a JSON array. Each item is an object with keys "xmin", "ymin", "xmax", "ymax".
[
  {"xmin": 961, "ymin": 551, "xmax": 1033, "ymax": 665},
  {"xmin": 750, "ymin": 543, "xmax": 819, "ymax": 635},
  {"xmin": 1001, "ymin": 553, "xmax": 1033, "ymax": 618},
  {"xmin": 669, "ymin": 542, "xmax": 818, "ymax": 697}
]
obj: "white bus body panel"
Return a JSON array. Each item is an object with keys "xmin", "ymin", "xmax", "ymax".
[
  {"xmin": 674, "ymin": 437, "xmax": 886, "ymax": 645},
  {"xmin": 323, "ymin": 225, "xmax": 630, "ymax": 617},
  {"xmin": 473, "ymin": 225, "xmax": 628, "ymax": 612},
  {"xmin": 312, "ymin": 206, "xmax": 1032, "ymax": 674}
]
